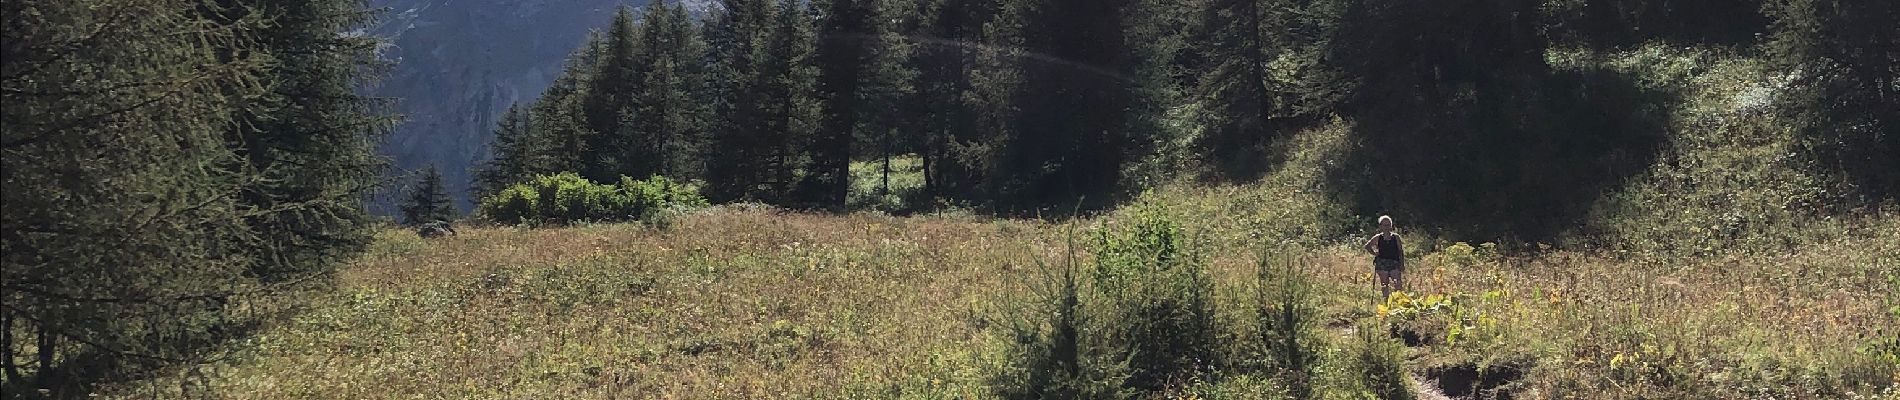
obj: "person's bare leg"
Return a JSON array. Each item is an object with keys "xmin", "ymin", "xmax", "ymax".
[{"xmin": 1375, "ymin": 270, "xmax": 1394, "ymax": 301}]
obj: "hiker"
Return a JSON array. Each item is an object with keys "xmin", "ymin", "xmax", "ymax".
[{"xmin": 1362, "ymin": 215, "xmax": 1404, "ymax": 300}]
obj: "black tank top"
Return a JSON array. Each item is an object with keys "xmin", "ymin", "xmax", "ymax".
[{"xmin": 1376, "ymin": 234, "xmax": 1402, "ymax": 260}]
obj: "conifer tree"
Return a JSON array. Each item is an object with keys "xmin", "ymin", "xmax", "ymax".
[
  {"xmin": 909, "ymin": 0, "xmax": 993, "ymax": 198},
  {"xmin": 401, "ymin": 166, "xmax": 457, "ymax": 225},
  {"xmin": 4, "ymin": 2, "xmax": 263, "ymax": 386},
  {"xmin": 861, "ymin": 8, "xmax": 920, "ymax": 201},
  {"xmin": 760, "ymin": 0, "xmax": 826, "ymax": 205},
  {"xmin": 473, "ymin": 104, "xmax": 540, "ymax": 199},
  {"xmin": 816, "ymin": 0, "xmax": 918, "ymax": 208},
  {"xmin": 1195, "ymin": 0, "xmax": 1279, "ymax": 177},
  {"xmin": 2, "ymin": 0, "xmax": 389, "ymax": 388},
  {"xmin": 951, "ymin": 0, "xmax": 1027, "ymax": 205},
  {"xmin": 994, "ymin": 0, "xmax": 1141, "ymax": 212},
  {"xmin": 532, "ymin": 34, "xmax": 605, "ymax": 178},
  {"xmin": 705, "ymin": 0, "xmax": 779, "ymax": 201},
  {"xmin": 1117, "ymin": 0, "xmax": 1193, "ymax": 189},
  {"xmin": 632, "ymin": 1, "xmax": 713, "ymax": 180},
  {"xmin": 232, "ymin": 0, "xmax": 396, "ymax": 281},
  {"xmin": 814, "ymin": 0, "xmax": 875, "ymax": 209},
  {"xmin": 581, "ymin": 7, "xmax": 644, "ymax": 182}
]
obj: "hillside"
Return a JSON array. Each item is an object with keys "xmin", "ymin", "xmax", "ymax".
[
  {"xmin": 96, "ymin": 46, "xmax": 1900, "ymax": 398},
  {"xmin": 8, "ymin": 0, "xmax": 1895, "ymax": 398},
  {"xmin": 368, "ymin": 0, "xmax": 716, "ymax": 209}
]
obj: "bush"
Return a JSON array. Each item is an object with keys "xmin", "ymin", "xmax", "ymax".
[
  {"xmin": 996, "ymin": 206, "xmax": 1221, "ymax": 398},
  {"xmin": 1253, "ymin": 248, "xmax": 1326, "ymax": 397},
  {"xmin": 477, "ymin": 173, "xmax": 706, "ymax": 226},
  {"xmin": 996, "ymin": 231, "xmax": 1133, "ymax": 400},
  {"xmin": 1092, "ymin": 206, "xmax": 1220, "ymax": 391},
  {"xmin": 1350, "ymin": 321, "xmax": 1417, "ymax": 400}
]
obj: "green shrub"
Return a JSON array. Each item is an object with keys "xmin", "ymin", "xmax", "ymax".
[
  {"xmin": 1092, "ymin": 206, "xmax": 1220, "ymax": 391},
  {"xmin": 996, "ymin": 231, "xmax": 1133, "ymax": 400},
  {"xmin": 1253, "ymin": 248, "xmax": 1325, "ymax": 397},
  {"xmin": 481, "ymin": 184, "xmax": 539, "ymax": 225},
  {"xmin": 476, "ymin": 173, "xmax": 707, "ymax": 226},
  {"xmin": 1350, "ymin": 321, "xmax": 1416, "ymax": 400},
  {"xmin": 996, "ymin": 206, "xmax": 1221, "ymax": 398}
]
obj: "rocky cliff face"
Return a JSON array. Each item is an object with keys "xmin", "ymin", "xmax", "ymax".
[{"xmin": 368, "ymin": 0, "xmax": 631, "ymax": 209}]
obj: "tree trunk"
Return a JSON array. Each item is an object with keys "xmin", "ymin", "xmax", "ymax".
[
  {"xmin": 880, "ymin": 129, "xmax": 893, "ymax": 197},
  {"xmin": 920, "ymin": 138, "xmax": 935, "ymax": 196},
  {"xmin": 2, "ymin": 308, "xmax": 17, "ymax": 382},
  {"xmin": 36, "ymin": 322, "xmax": 55, "ymax": 385}
]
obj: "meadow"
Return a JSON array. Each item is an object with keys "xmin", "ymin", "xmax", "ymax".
[
  {"xmin": 99, "ymin": 44, "xmax": 1899, "ymax": 399},
  {"xmin": 113, "ymin": 194, "xmax": 1894, "ymax": 399}
]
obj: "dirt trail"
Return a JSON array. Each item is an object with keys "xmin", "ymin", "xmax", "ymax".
[
  {"xmin": 1335, "ymin": 324, "xmax": 1452, "ymax": 400},
  {"xmin": 1411, "ymin": 374, "xmax": 1453, "ymax": 400}
]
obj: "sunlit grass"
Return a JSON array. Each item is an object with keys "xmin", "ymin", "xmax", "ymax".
[{"xmin": 96, "ymin": 45, "xmax": 1900, "ymax": 399}]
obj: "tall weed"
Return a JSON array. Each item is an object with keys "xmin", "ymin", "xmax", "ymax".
[{"xmin": 1253, "ymin": 247, "xmax": 1325, "ymax": 397}]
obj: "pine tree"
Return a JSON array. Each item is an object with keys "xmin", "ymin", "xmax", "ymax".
[
  {"xmin": 909, "ymin": 0, "xmax": 992, "ymax": 198},
  {"xmin": 532, "ymin": 34, "xmax": 605, "ymax": 178},
  {"xmin": 1117, "ymin": 0, "xmax": 1192, "ymax": 189},
  {"xmin": 956, "ymin": 0, "xmax": 1027, "ymax": 205},
  {"xmin": 401, "ymin": 166, "xmax": 457, "ymax": 225},
  {"xmin": 816, "ymin": 0, "xmax": 918, "ymax": 209},
  {"xmin": 231, "ymin": 0, "xmax": 397, "ymax": 281},
  {"xmin": 581, "ymin": 7, "xmax": 644, "ymax": 182},
  {"xmin": 4, "ymin": 2, "xmax": 263, "ymax": 386},
  {"xmin": 3, "ymin": 0, "xmax": 388, "ymax": 388},
  {"xmin": 1189, "ymin": 0, "xmax": 1344, "ymax": 179},
  {"xmin": 995, "ymin": 0, "xmax": 1142, "ymax": 212},
  {"xmin": 705, "ymin": 0, "xmax": 779, "ymax": 202},
  {"xmin": 861, "ymin": 6, "xmax": 920, "ymax": 202},
  {"xmin": 473, "ymin": 104, "xmax": 540, "ymax": 200},
  {"xmin": 813, "ymin": 0, "xmax": 874, "ymax": 209},
  {"xmin": 631, "ymin": 1, "xmax": 712, "ymax": 180},
  {"xmin": 1195, "ymin": 0, "xmax": 1279, "ymax": 178},
  {"xmin": 761, "ymin": 0, "xmax": 826, "ymax": 205}
]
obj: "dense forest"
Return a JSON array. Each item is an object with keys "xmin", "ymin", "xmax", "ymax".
[
  {"xmin": 3, "ymin": 0, "xmax": 1895, "ymax": 395},
  {"xmin": 474, "ymin": 0, "xmax": 1894, "ymax": 228}
]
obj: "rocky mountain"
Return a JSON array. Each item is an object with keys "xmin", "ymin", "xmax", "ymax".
[{"xmin": 368, "ymin": 0, "xmax": 700, "ymax": 210}]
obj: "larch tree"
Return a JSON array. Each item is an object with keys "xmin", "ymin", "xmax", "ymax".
[{"xmin": 1, "ymin": 0, "xmax": 390, "ymax": 390}]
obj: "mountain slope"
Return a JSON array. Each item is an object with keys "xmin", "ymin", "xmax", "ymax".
[{"xmin": 369, "ymin": 0, "xmax": 633, "ymax": 209}]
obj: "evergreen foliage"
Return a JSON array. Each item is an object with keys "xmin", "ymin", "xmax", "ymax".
[
  {"xmin": 631, "ymin": 1, "xmax": 713, "ymax": 181},
  {"xmin": 755, "ymin": 0, "xmax": 825, "ymax": 206},
  {"xmin": 473, "ymin": 104, "xmax": 543, "ymax": 200},
  {"xmin": 579, "ymin": 7, "xmax": 645, "ymax": 182},
  {"xmin": 2, "ymin": 0, "xmax": 389, "ymax": 391},
  {"xmin": 1761, "ymin": 0, "xmax": 1899, "ymax": 199},
  {"xmin": 401, "ymin": 166, "xmax": 457, "ymax": 226},
  {"xmin": 815, "ymin": 0, "xmax": 919, "ymax": 210},
  {"xmin": 990, "ymin": 0, "xmax": 1139, "ymax": 212},
  {"xmin": 450, "ymin": 0, "xmax": 1894, "ymax": 226},
  {"xmin": 704, "ymin": 0, "xmax": 785, "ymax": 202},
  {"xmin": 1194, "ymin": 0, "xmax": 1345, "ymax": 179}
]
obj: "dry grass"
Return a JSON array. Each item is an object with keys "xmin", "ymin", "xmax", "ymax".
[
  {"xmin": 174, "ymin": 209, "xmax": 1048, "ymax": 398},
  {"xmin": 99, "ymin": 199, "xmax": 1889, "ymax": 399}
]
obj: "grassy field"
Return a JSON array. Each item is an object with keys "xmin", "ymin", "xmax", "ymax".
[
  {"xmin": 94, "ymin": 45, "xmax": 1900, "ymax": 399},
  {"xmin": 102, "ymin": 196, "xmax": 1895, "ymax": 399}
]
